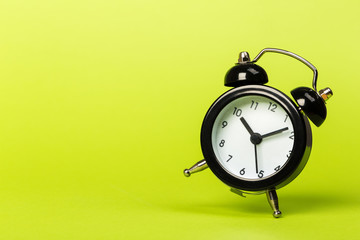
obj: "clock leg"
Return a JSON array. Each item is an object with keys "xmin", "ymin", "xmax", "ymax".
[
  {"xmin": 183, "ymin": 159, "xmax": 208, "ymax": 177},
  {"xmin": 266, "ymin": 189, "xmax": 282, "ymax": 218},
  {"xmin": 230, "ymin": 188, "xmax": 246, "ymax": 198}
]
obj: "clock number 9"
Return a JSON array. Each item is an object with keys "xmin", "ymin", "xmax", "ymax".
[{"xmin": 222, "ymin": 121, "xmax": 228, "ymax": 128}]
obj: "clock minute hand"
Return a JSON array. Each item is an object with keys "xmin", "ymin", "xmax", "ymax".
[{"xmin": 262, "ymin": 127, "xmax": 289, "ymax": 139}]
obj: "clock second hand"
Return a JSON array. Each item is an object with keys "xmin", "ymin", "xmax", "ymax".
[
  {"xmin": 241, "ymin": 117, "xmax": 260, "ymax": 174},
  {"xmin": 254, "ymin": 144, "xmax": 259, "ymax": 174}
]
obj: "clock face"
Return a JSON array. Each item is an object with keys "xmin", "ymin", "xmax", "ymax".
[
  {"xmin": 211, "ymin": 94, "xmax": 295, "ymax": 180},
  {"xmin": 201, "ymin": 85, "xmax": 311, "ymax": 191}
]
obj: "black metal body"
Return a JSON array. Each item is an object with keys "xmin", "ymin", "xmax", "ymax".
[
  {"xmin": 201, "ymin": 85, "xmax": 312, "ymax": 192},
  {"xmin": 291, "ymin": 87, "xmax": 327, "ymax": 127},
  {"xmin": 224, "ymin": 63, "xmax": 268, "ymax": 87}
]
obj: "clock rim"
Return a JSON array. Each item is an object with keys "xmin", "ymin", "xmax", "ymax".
[{"xmin": 200, "ymin": 85, "xmax": 312, "ymax": 191}]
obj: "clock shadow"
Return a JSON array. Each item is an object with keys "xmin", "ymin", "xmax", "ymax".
[
  {"xmin": 172, "ymin": 191, "xmax": 352, "ymax": 217},
  {"xmin": 278, "ymin": 192, "xmax": 351, "ymax": 215}
]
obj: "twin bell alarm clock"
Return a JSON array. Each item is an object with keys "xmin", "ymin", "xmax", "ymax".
[{"xmin": 183, "ymin": 48, "xmax": 333, "ymax": 218}]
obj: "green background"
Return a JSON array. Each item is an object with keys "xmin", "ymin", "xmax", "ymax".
[{"xmin": 0, "ymin": 0, "xmax": 359, "ymax": 239}]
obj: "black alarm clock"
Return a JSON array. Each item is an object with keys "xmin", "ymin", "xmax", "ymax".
[{"xmin": 184, "ymin": 48, "xmax": 333, "ymax": 218}]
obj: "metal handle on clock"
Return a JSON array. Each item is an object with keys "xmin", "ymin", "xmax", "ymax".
[{"xmin": 251, "ymin": 48, "xmax": 319, "ymax": 92}]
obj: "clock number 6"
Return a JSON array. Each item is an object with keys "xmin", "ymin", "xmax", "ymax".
[{"xmin": 240, "ymin": 168, "xmax": 245, "ymax": 175}]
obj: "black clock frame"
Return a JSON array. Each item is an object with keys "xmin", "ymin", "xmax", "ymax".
[{"xmin": 201, "ymin": 85, "xmax": 312, "ymax": 192}]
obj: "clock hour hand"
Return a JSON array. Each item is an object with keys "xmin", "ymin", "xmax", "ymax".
[
  {"xmin": 262, "ymin": 127, "xmax": 289, "ymax": 139},
  {"xmin": 240, "ymin": 117, "xmax": 254, "ymax": 135}
]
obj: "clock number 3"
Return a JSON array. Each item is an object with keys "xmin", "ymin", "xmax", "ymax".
[{"xmin": 286, "ymin": 150, "xmax": 292, "ymax": 158}]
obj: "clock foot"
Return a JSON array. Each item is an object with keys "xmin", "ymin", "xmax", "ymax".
[
  {"xmin": 266, "ymin": 189, "xmax": 282, "ymax": 218},
  {"xmin": 230, "ymin": 188, "xmax": 246, "ymax": 198},
  {"xmin": 183, "ymin": 159, "xmax": 208, "ymax": 177}
]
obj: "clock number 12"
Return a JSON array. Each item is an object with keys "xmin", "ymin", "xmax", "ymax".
[{"xmin": 268, "ymin": 102, "xmax": 277, "ymax": 112}]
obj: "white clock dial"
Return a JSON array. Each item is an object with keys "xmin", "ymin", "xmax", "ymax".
[{"xmin": 211, "ymin": 95, "xmax": 295, "ymax": 180}]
